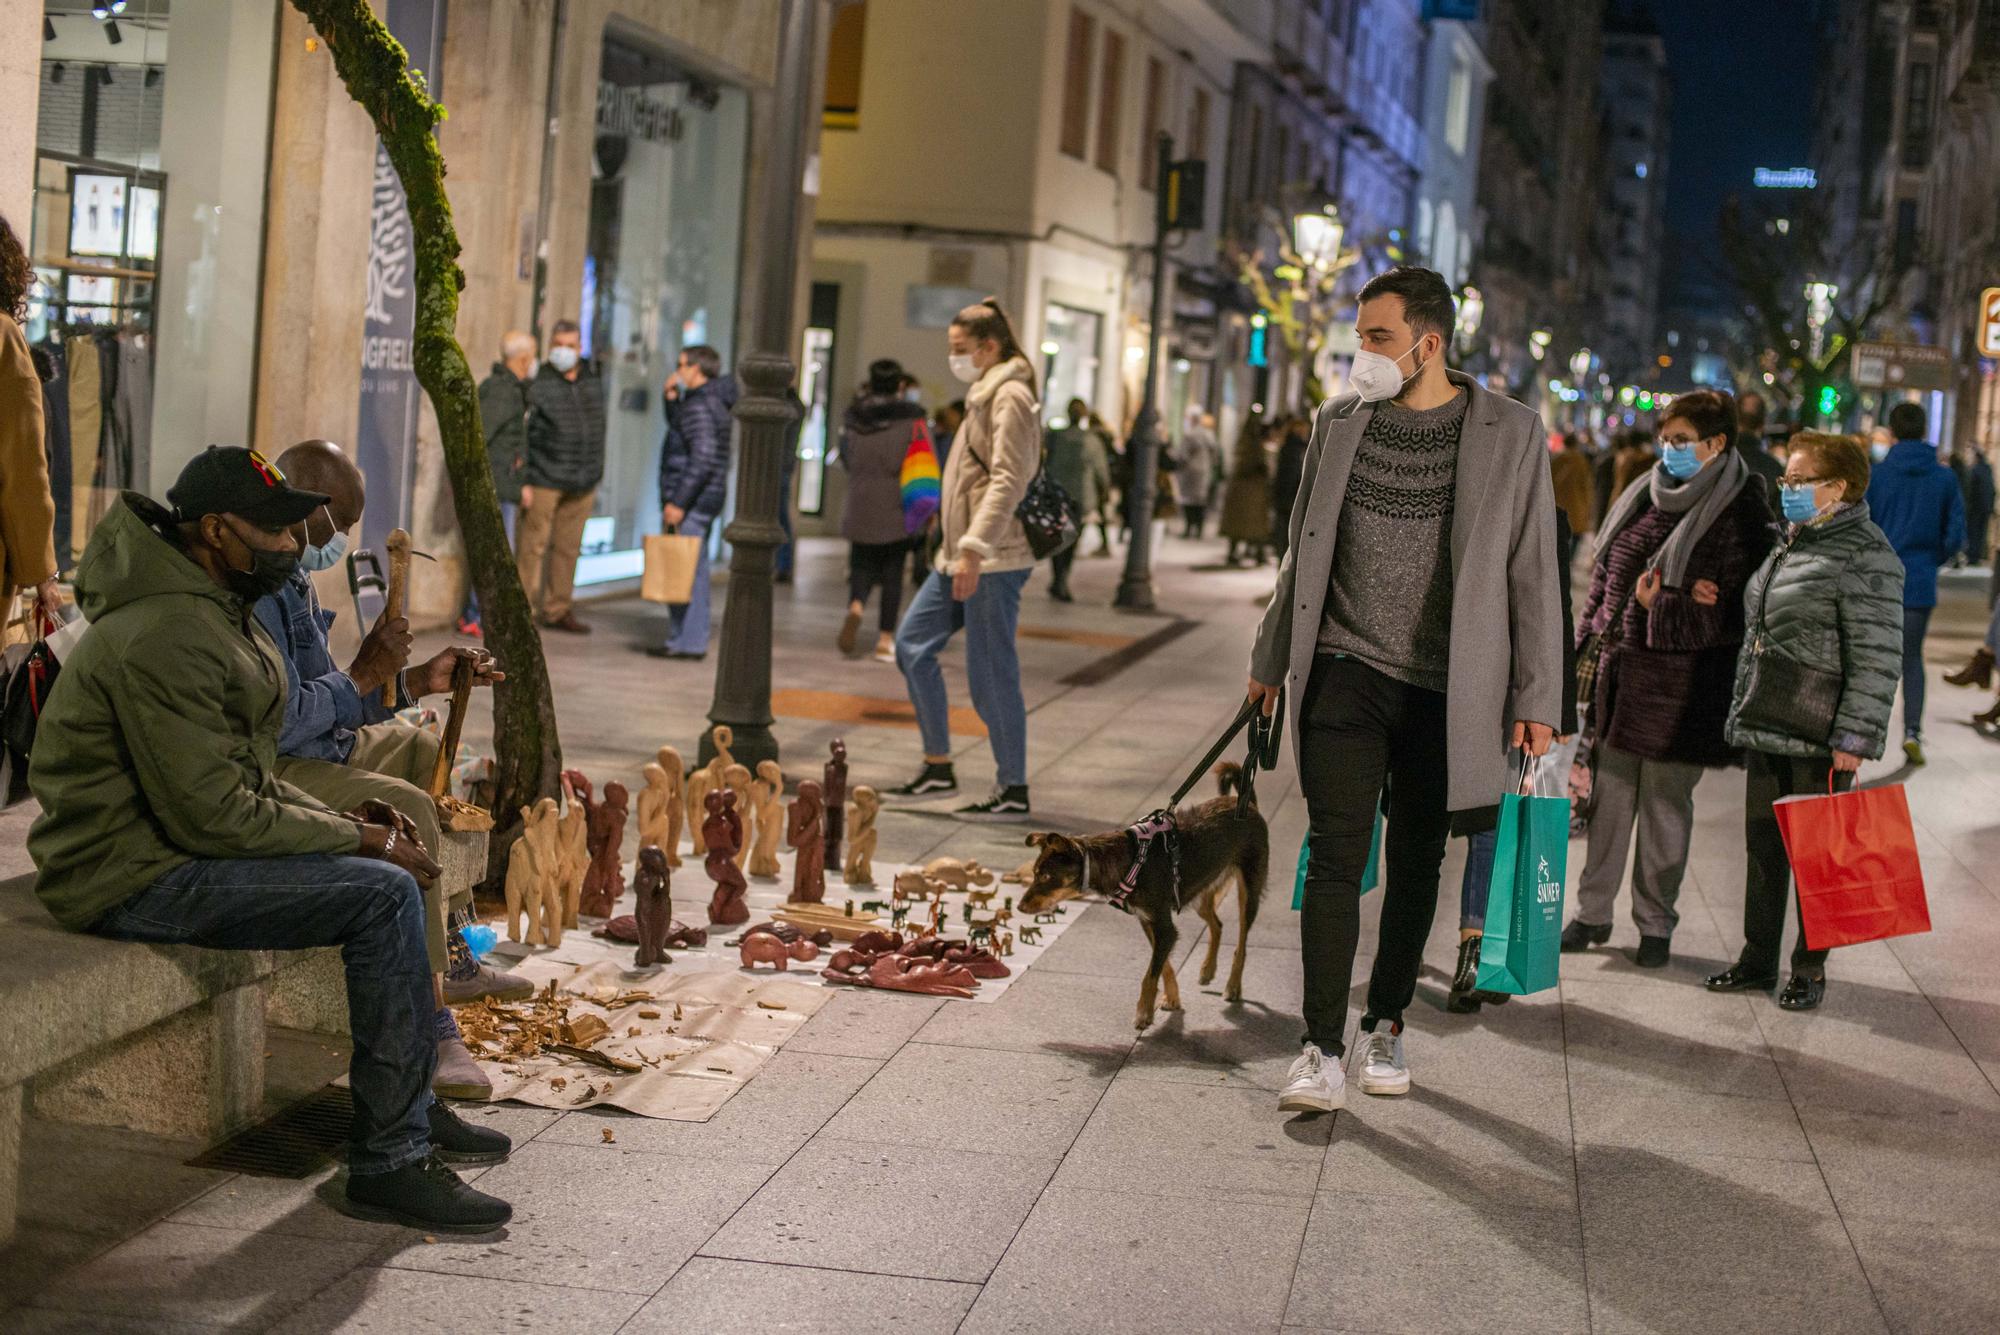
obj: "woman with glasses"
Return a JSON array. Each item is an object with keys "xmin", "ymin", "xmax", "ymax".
[
  {"xmin": 1708, "ymin": 433, "xmax": 1903, "ymax": 1010},
  {"xmin": 1562, "ymin": 390, "xmax": 1776, "ymax": 968}
]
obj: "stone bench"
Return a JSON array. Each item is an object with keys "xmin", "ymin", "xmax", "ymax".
[{"xmin": 0, "ymin": 829, "xmax": 485, "ymax": 1247}]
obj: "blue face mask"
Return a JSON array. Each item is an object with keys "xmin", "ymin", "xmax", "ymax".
[
  {"xmin": 1780, "ymin": 484, "xmax": 1823, "ymax": 525},
  {"xmin": 1660, "ymin": 444, "xmax": 1703, "ymax": 479},
  {"xmin": 299, "ymin": 509, "xmax": 350, "ymax": 573}
]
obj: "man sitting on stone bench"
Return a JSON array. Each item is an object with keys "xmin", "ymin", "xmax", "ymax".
[
  {"xmin": 255, "ymin": 439, "xmax": 527, "ymax": 1102},
  {"xmin": 27, "ymin": 446, "xmax": 513, "ymax": 1233}
]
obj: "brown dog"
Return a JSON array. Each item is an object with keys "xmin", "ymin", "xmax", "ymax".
[{"xmin": 1019, "ymin": 765, "xmax": 1268, "ymax": 1030}]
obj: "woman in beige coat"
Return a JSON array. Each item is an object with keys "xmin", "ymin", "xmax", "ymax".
[
  {"xmin": 888, "ymin": 300, "xmax": 1039, "ymax": 819},
  {"xmin": 0, "ymin": 216, "xmax": 60, "ymax": 631}
]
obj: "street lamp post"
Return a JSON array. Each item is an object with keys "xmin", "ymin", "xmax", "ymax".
[
  {"xmin": 1114, "ymin": 131, "xmax": 1176, "ymax": 612},
  {"xmin": 698, "ymin": 0, "xmax": 817, "ymax": 769}
]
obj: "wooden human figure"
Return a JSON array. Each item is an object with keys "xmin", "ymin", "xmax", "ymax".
[
  {"xmin": 581, "ymin": 780, "xmax": 629, "ymax": 918},
  {"xmin": 722, "ymin": 763, "xmax": 755, "ymax": 869},
  {"xmin": 703, "ymin": 789, "xmax": 750, "ymax": 926},
  {"xmin": 559, "ymin": 770, "xmax": 595, "ymax": 929},
  {"xmin": 637, "ymin": 762, "xmax": 672, "ymax": 854},
  {"xmin": 748, "ymin": 759, "xmax": 785, "ymax": 878},
  {"xmin": 632, "ymin": 844, "xmax": 673, "ymax": 968},
  {"xmin": 788, "ymin": 779, "xmax": 827, "ymax": 905},
  {"xmin": 822, "ymin": 738, "xmax": 848, "ymax": 876},
  {"xmin": 843, "ymin": 785, "xmax": 880, "ymax": 886},
  {"xmin": 652, "ymin": 746, "xmax": 686, "ymax": 868},
  {"xmin": 683, "ymin": 766, "xmax": 711, "ymax": 857},
  {"xmin": 505, "ymin": 798, "xmax": 560, "ymax": 943}
]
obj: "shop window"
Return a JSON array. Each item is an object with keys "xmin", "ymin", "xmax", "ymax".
[
  {"xmin": 1139, "ymin": 56, "xmax": 1164, "ymax": 189},
  {"xmin": 1043, "ymin": 303, "xmax": 1105, "ymax": 429},
  {"xmin": 1095, "ymin": 29, "xmax": 1125, "ymax": 176},
  {"xmin": 823, "ymin": 2, "xmax": 865, "ymax": 130},
  {"xmin": 1060, "ymin": 8, "xmax": 1094, "ymax": 160}
]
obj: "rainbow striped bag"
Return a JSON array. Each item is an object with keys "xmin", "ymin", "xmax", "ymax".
[{"xmin": 899, "ymin": 422, "xmax": 942, "ymax": 534}]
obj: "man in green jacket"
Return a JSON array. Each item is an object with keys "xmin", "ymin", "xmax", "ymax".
[
  {"xmin": 28, "ymin": 446, "xmax": 514, "ymax": 1233},
  {"xmin": 458, "ymin": 330, "xmax": 535, "ymax": 633}
]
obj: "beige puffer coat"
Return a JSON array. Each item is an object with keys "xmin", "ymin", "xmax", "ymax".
[{"xmin": 935, "ymin": 356, "xmax": 1039, "ymax": 575}]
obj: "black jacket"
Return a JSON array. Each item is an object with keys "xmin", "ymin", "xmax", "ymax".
[
  {"xmin": 659, "ymin": 375, "xmax": 738, "ymax": 521},
  {"xmin": 839, "ymin": 393, "xmax": 925, "ymax": 545},
  {"xmin": 523, "ymin": 363, "xmax": 607, "ymax": 493},
  {"xmin": 477, "ymin": 363, "xmax": 531, "ymax": 504}
]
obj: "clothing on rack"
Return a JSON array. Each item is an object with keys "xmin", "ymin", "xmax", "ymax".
[{"xmin": 32, "ymin": 339, "xmax": 73, "ymax": 571}]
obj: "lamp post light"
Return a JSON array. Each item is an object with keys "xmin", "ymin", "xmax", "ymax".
[
  {"xmin": 1804, "ymin": 280, "xmax": 1838, "ymax": 367},
  {"xmin": 1293, "ymin": 208, "xmax": 1346, "ymax": 272}
]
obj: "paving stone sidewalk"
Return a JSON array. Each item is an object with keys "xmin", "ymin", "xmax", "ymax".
[{"xmin": 4, "ymin": 539, "xmax": 1999, "ymax": 1333}]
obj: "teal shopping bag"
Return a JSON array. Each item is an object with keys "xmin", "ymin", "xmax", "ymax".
[
  {"xmin": 1292, "ymin": 809, "xmax": 1383, "ymax": 910},
  {"xmin": 1474, "ymin": 787, "xmax": 1571, "ymax": 995}
]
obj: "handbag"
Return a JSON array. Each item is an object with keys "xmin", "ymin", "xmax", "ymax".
[
  {"xmin": 640, "ymin": 530, "xmax": 703, "ymax": 604},
  {"xmin": 1, "ymin": 606, "xmax": 78, "ymax": 807},
  {"xmin": 965, "ymin": 439, "xmax": 1080, "ymax": 562},
  {"xmin": 1474, "ymin": 757, "xmax": 1572, "ymax": 996},
  {"xmin": 1575, "ymin": 577, "xmax": 1638, "ymax": 707},
  {"xmin": 1736, "ymin": 550, "xmax": 1844, "ymax": 743},
  {"xmin": 1775, "ymin": 779, "xmax": 1929, "ymax": 951}
]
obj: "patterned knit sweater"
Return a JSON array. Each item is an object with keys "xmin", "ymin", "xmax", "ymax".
[{"xmin": 1316, "ymin": 392, "xmax": 1466, "ymax": 691}]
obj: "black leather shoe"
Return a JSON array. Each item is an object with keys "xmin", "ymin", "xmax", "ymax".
[
  {"xmin": 428, "ymin": 1100, "xmax": 512, "ymax": 1164},
  {"xmin": 1560, "ymin": 919, "xmax": 1611, "ymax": 952},
  {"xmin": 344, "ymin": 1154, "xmax": 513, "ymax": 1232},
  {"xmin": 1446, "ymin": 936, "xmax": 1484, "ymax": 1012},
  {"xmin": 1777, "ymin": 973, "xmax": 1826, "ymax": 1011},
  {"xmin": 1635, "ymin": 935, "xmax": 1671, "ymax": 968},
  {"xmin": 1705, "ymin": 963, "xmax": 1779, "ymax": 993}
]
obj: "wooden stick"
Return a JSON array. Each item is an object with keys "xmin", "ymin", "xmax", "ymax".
[
  {"xmin": 428, "ymin": 655, "xmax": 476, "ymax": 800},
  {"xmin": 380, "ymin": 528, "xmax": 412, "ymax": 708}
]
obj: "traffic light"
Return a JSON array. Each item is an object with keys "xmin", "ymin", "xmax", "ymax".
[{"xmin": 1818, "ymin": 385, "xmax": 1840, "ymax": 418}]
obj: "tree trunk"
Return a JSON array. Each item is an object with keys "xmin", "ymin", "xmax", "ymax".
[{"xmin": 290, "ymin": 0, "xmax": 562, "ymax": 880}]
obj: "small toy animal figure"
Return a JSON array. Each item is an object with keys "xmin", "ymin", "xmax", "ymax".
[
  {"xmin": 638, "ymin": 760, "xmax": 680, "ymax": 870},
  {"xmin": 505, "ymin": 798, "xmax": 560, "ymax": 943},
  {"xmin": 581, "ymin": 780, "xmax": 630, "ymax": 918},
  {"xmin": 722, "ymin": 763, "xmax": 755, "ymax": 869},
  {"xmin": 1018, "ymin": 924, "xmax": 1043, "ymax": 944},
  {"xmin": 787, "ymin": 779, "xmax": 827, "ymax": 904},
  {"xmin": 922, "ymin": 857, "xmax": 993, "ymax": 891},
  {"xmin": 739, "ymin": 933, "xmax": 822, "ymax": 971},
  {"xmin": 704, "ymin": 789, "xmax": 750, "ymax": 926},
  {"xmin": 632, "ymin": 844, "xmax": 673, "ymax": 968},
  {"xmin": 843, "ymin": 785, "xmax": 880, "ymax": 886},
  {"xmin": 822, "ymin": 738, "xmax": 849, "ymax": 875},
  {"xmin": 748, "ymin": 759, "xmax": 785, "ymax": 878},
  {"xmin": 1019, "ymin": 763, "xmax": 1269, "ymax": 1031}
]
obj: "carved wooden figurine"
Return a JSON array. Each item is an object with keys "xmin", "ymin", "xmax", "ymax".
[
  {"xmin": 683, "ymin": 764, "xmax": 712, "ymax": 858},
  {"xmin": 748, "ymin": 760, "xmax": 785, "ymax": 878},
  {"xmin": 581, "ymin": 780, "xmax": 629, "ymax": 918},
  {"xmin": 653, "ymin": 746, "xmax": 686, "ymax": 866},
  {"xmin": 843, "ymin": 785, "xmax": 880, "ymax": 886},
  {"xmin": 787, "ymin": 779, "xmax": 827, "ymax": 905},
  {"xmin": 703, "ymin": 789, "xmax": 750, "ymax": 927},
  {"xmin": 693, "ymin": 722, "xmax": 737, "ymax": 853},
  {"xmin": 632, "ymin": 845, "xmax": 673, "ymax": 968},
  {"xmin": 505, "ymin": 798, "xmax": 561, "ymax": 944},
  {"xmin": 637, "ymin": 761, "xmax": 677, "ymax": 872},
  {"xmin": 722, "ymin": 764, "xmax": 755, "ymax": 869},
  {"xmin": 822, "ymin": 738, "xmax": 849, "ymax": 875},
  {"xmin": 559, "ymin": 771, "xmax": 595, "ymax": 930}
]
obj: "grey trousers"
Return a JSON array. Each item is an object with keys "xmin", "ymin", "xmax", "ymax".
[{"xmin": 1575, "ymin": 742, "xmax": 1704, "ymax": 938}]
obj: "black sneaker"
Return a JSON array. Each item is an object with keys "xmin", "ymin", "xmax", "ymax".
[
  {"xmin": 1635, "ymin": 935, "xmax": 1671, "ymax": 968},
  {"xmin": 343, "ymin": 1153, "xmax": 513, "ymax": 1233},
  {"xmin": 428, "ymin": 1100, "xmax": 512, "ymax": 1164},
  {"xmin": 888, "ymin": 762, "xmax": 958, "ymax": 799},
  {"xmin": 957, "ymin": 786, "xmax": 1031, "ymax": 821}
]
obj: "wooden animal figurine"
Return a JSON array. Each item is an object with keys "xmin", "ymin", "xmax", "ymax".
[
  {"xmin": 653, "ymin": 746, "xmax": 686, "ymax": 867},
  {"xmin": 748, "ymin": 759, "xmax": 785, "ymax": 879},
  {"xmin": 787, "ymin": 779, "xmax": 827, "ymax": 905},
  {"xmin": 967, "ymin": 887, "xmax": 998, "ymax": 910},
  {"xmin": 997, "ymin": 929, "xmax": 1015, "ymax": 957},
  {"xmin": 843, "ymin": 786, "xmax": 880, "ymax": 886},
  {"xmin": 822, "ymin": 738, "xmax": 849, "ymax": 876},
  {"xmin": 1018, "ymin": 923, "xmax": 1043, "ymax": 945},
  {"xmin": 922, "ymin": 857, "xmax": 989, "ymax": 891},
  {"xmin": 722, "ymin": 763, "xmax": 755, "ymax": 869},
  {"xmin": 704, "ymin": 789, "xmax": 750, "ymax": 926},
  {"xmin": 581, "ymin": 780, "xmax": 629, "ymax": 918},
  {"xmin": 637, "ymin": 762, "xmax": 678, "ymax": 871},
  {"xmin": 632, "ymin": 844, "xmax": 673, "ymax": 968},
  {"xmin": 504, "ymin": 798, "xmax": 560, "ymax": 943},
  {"xmin": 739, "ymin": 934, "xmax": 822, "ymax": 971}
]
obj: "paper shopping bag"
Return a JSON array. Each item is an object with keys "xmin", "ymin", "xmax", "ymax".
[
  {"xmin": 641, "ymin": 532, "xmax": 703, "ymax": 604},
  {"xmin": 1292, "ymin": 808, "xmax": 1382, "ymax": 910},
  {"xmin": 1474, "ymin": 790, "xmax": 1571, "ymax": 995},
  {"xmin": 1775, "ymin": 784, "xmax": 1929, "ymax": 951}
]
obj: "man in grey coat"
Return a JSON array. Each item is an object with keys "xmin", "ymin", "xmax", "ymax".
[{"xmin": 1250, "ymin": 266, "xmax": 1563, "ymax": 1114}]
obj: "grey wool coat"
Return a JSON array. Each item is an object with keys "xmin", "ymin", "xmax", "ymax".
[{"xmin": 1249, "ymin": 370, "xmax": 1565, "ymax": 814}]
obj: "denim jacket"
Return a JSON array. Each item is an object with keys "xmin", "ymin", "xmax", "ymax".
[{"xmin": 252, "ymin": 572, "xmax": 400, "ymax": 763}]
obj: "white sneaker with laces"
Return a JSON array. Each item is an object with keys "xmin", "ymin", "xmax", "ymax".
[
  {"xmin": 1349, "ymin": 1027, "xmax": 1410, "ymax": 1096},
  {"xmin": 1277, "ymin": 1043, "xmax": 1346, "ymax": 1113}
]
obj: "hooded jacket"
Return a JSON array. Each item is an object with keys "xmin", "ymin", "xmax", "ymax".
[
  {"xmin": 659, "ymin": 375, "xmax": 739, "ymax": 522},
  {"xmin": 1865, "ymin": 439, "xmax": 1966, "ymax": 608},
  {"xmin": 27, "ymin": 496, "xmax": 361, "ymax": 930},
  {"xmin": 936, "ymin": 356, "xmax": 1038, "ymax": 574},
  {"xmin": 524, "ymin": 362, "xmax": 607, "ymax": 494},
  {"xmin": 839, "ymin": 391, "xmax": 926, "ymax": 546}
]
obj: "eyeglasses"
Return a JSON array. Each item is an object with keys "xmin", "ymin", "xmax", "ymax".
[
  {"xmin": 1780, "ymin": 476, "xmax": 1827, "ymax": 488},
  {"xmin": 1658, "ymin": 435, "xmax": 1701, "ymax": 448}
]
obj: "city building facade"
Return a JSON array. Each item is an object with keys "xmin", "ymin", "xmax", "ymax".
[{"xmin": 1597, "ymin": 8, "xmax": 1670, "ymax": 387}]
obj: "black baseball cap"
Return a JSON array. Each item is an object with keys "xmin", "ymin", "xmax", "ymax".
[{"xmin": 167, "ymin": 446, "xmax": 329, "ymax": 526}]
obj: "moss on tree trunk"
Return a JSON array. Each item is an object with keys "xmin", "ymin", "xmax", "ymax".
[{"xmin": 291, "ymin": 0, "xmax": 562, "ymax": 878}]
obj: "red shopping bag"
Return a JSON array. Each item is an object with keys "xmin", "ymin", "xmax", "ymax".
[{"xmin": 1774, "ymin": 783, "xmax": 1930, "ymax": 951}]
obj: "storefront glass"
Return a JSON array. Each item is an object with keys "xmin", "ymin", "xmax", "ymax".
[
  {"xmin": 30, "ymin": 0, "xmax": 275, "ymax": 567},
  {"xmin": 577, "ymin": 23, "xmax": 748, "ymax": 585},
  {"xmin": 1041, "ymin": 302, "xmax": 1104, "ymax": 427}
]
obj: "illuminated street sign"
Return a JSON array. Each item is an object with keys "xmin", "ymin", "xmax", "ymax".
[
  {"xmin": 1980, "ymin": 287, "xmax": 2000, "ymax": 359},
  {"xmin": 1754, "ymin": 167, "xmax": 1818, "ymax": 189}
]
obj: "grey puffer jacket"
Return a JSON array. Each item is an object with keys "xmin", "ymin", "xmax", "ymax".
[{"xmin": 1725, "ymin": 502, "xmax": 1904, "ymax": 760}]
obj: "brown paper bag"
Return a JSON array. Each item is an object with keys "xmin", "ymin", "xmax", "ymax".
[{"xmin": 642, "ymin": 532, "xmax": 702, "ymax": 603}]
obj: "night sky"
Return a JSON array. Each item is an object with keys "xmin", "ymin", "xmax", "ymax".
[{"xmin": 1649, "ymin": 0, "xmax": 1822, "ymax": 314}]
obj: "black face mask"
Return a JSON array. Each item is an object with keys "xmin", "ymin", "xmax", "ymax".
[{"xmin": 216, "ymin": 523, "xmax": 300, "ymax": 601}]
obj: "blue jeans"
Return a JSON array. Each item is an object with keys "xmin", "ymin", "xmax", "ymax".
[
  {"xmin": 1460, "ymin": 827, "xmax": 1497, "ymax": 932},
  {"xmin": 91, "ymin": 854, "xmax": 436, "ymax": 1176},
  {"xmin": 1902, "ymin": 605, "xmax": 1933, "ymax": 739},
  {"xmin": 895, "ymin": 567, "xmax": 1031, "ymax": 787},
  {"xmin": 664, "ymin": 516, "xmax": 715, "ymax": 655},
  {"xmin": 460, "ymin": 502, "xmax": 518, "ymax": 623}
]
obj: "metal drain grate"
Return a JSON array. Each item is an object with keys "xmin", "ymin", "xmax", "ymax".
[{"xmin": 187, "ymin": 1085, "xmax": 352, "ymax": 1178}]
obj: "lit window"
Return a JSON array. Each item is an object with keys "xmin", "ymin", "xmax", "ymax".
[
  {"xmin": 1444, "ymin": 55, "xmax": 1471, "ymax": 155},
  {"xmin": 1634, "ymin": 162, "xmax": 1648, "ymax": 179}
]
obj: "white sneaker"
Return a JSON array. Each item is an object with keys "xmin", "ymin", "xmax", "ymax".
[
  {"xmin": 1278, "ymin": 1043, "xmax": 1346, "ymax": 1113},
  {"xmin": 1349, "ymin": 1027, "xmax": 1411, "ymax": 1096}
]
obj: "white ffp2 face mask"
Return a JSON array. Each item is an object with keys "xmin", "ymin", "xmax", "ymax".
[
  {"xmin": 1348, "ymin": 339, "xmax": 1431, "ymax": 403},
  {"xmin": 547, "ymin": 345, "xmax": 580, "ymax": 374},
  {"xmin": 948, "ymin": 353, "xmax": 980, "ymax": 385}
]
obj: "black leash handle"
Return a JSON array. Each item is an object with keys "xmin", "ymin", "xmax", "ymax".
[{"xmin": 1167, "ymin": 690, "xmax": 1285, "ymax": 812}]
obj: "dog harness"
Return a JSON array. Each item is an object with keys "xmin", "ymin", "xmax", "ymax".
[{"xmin": 1109, "ymin": 810, "xmax": 1179, "ymax": 913}]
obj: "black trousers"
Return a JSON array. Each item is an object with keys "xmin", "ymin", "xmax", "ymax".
[
  {"xmin": 1741, "ymin": 749, "xmax": 1852, "ymax": 976},
  {"xmin": 1050, "ymin": 543, "xmax": 1076, "ymax": 595},
  {"xmin": 848, "ymin": 539, "xmax": 911, "ymax": 634},
  {"xmin": 1298, "ymin": 655, "xmax": 1453, "ymax": 1054}
]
